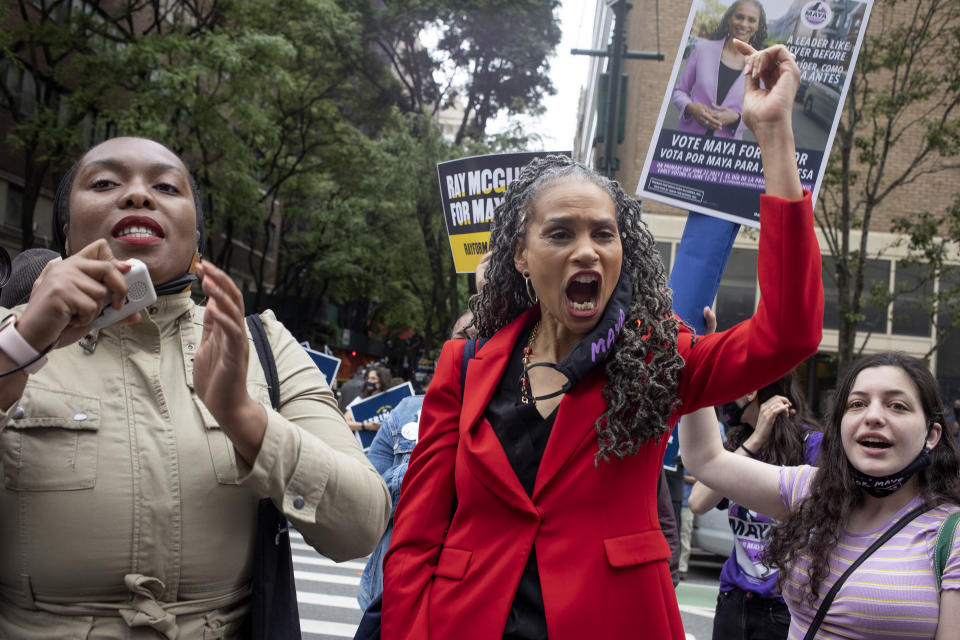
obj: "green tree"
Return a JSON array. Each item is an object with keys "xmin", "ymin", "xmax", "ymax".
[{"xmin": 816, "ymin": 0, "xmax": 960, "ymax": 374}]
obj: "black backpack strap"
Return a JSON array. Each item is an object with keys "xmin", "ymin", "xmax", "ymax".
[
  {"xmin": 459, "ymin": 336, "xmax": 488, "ymax": 392},
  {"xmin": 803, "ymin": 502, "xmax": 932, "ymax": 639},
  {"xmin": 244, "ymin": 313, "xmax": 301, "ymax": 639},
  {"xmin": 246, "ymin": 314, "xmax": 280, "ymax": 410}
]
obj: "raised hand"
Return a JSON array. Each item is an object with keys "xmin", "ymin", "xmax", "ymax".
[
  {"xmin": 732, "ymin": 40, "xmax": 804, "ymax": 200},
  {"xmin": 751, "ymin": 395, "xmax": 793, "ymax": 446},
  {"xmin": 194, "ymin": 260, "xmax": 267, "ymax": 464},
  {"xmin": 734, "ymin": 40, "xmax": 801, "ymax": 136}
]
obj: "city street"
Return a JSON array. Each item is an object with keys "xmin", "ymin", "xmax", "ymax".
[{"xmin": 294, "ymin": 530, "xmax": 725, "ymax": 639}]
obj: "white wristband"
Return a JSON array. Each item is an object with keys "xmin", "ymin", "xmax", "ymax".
[{"xmin": 0, "ymin": 315, "xmax": 48, "ymax": 374}]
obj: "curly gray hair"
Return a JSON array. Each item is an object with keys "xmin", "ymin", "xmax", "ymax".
[{"xmin": 470, "ymin": 155, "xmax": 685, "ymax": 463}]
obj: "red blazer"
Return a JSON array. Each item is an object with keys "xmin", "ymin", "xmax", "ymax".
[{"xmin": 383, "ymin": 193, "xmax": 822, "ymax": 639}]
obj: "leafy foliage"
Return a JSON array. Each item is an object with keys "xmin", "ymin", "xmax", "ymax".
[
  {"xmin": 0, "ymin": 0, "xmax": 561, "ymax": 357},
  {"xmin": 815, "ymin": 0, "xmax": 960, "ymax": 373}
]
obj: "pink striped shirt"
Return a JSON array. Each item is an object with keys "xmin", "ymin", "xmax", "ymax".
[{"xmin": 779, "ymin": 465, "xmax": 960, "ymax": 639}]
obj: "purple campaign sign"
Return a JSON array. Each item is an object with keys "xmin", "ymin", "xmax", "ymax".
[{"xmin": 638, "ymin": 0, "xmax": 874, "ymax": 227}]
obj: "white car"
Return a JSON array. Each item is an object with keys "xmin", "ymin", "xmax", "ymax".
[{"xmin": 691, "ymin": 504, "xmax": 734, "ymax": 557}]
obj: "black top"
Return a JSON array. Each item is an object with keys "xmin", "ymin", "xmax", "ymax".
[
  {"xmin": 705, "ymin": 60, "xmax": 742, "ymax": 138},
  {"xmin": 484, "ymin": 323, "xmax": 558, "ymax": 639},
  {"xmin": 716, "ymin": 60, "xmax": 741, "ymax": 113}
]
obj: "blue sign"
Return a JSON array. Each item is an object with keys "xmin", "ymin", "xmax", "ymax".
[
  {"xmin": 347, "ymin": 382, "xmax": 415, "ymax": 449},
  {"xmin": 303, "ymin": 347, "xmax": 341, "ymax": 388}
]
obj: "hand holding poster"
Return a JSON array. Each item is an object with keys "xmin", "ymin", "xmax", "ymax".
[
  {"xmin": 438, "ymin": 151, "xmax": 571, "ymax": 273},
  {"xmin": 638, "ymin": 0, "xmax": 873, "ymax": 226},
  {"xmin": 346, "ymin": 382, "xmax": 415, "ymax": 449}
]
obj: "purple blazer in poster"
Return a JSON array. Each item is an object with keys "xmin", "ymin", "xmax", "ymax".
[{"xmin": 672, "ymin": 38, "xmax": 748, "ymax": 140}]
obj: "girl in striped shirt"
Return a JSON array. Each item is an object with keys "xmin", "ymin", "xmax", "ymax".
[{"xmin": 680, "ymin": 352, "xmax": 960, "ymax": 639}]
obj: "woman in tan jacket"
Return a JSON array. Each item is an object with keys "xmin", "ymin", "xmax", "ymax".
[{"xmin": 0, "ymin": 136, "xmax": 390, "ymax": 638}]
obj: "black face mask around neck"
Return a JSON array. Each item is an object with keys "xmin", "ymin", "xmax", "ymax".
[
  {"xmin": 849, "ymin": 444, "xmax": 933, "ymax": 498},
  {"xmin": 721, "ymin": 400, "xmax": 748, "ymax": 427},
  {"xmin": 523, "ymin": 269, "xmax": 632, "ymax": 402},
  {"xmin": 154, "ymin": 274, "xmax": 198, "ymax": 297}
]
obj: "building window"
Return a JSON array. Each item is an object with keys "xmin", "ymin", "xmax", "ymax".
[
  {"xmin": 654, "ymin": 241, "xmax": 671, "ymax": 275},
  {"xmin": 860, "ymin": 258, "xmax": 891, "ymax": 333},
  {"xmin": 937, "ymin": 271, "xmax": 960, "ymax": 405},
  {"xmin": 4, "ymin": 183, "xmax": 23, "ymax": 230},
  {"xmin": 892, "ymin": 262, "xmax": 933, "ymax": 337},
  {"xmin": 821, "ymin": 256, "xmax": 890, "ymax": 333},
  {"xmin": 715, "ymin": 248, "xmax": 758, "ymax": 331}
]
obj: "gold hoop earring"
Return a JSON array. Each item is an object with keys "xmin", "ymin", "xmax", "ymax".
[{"xmin": 522, "ymin": 270, "xmax": 538, "ymax": 305}]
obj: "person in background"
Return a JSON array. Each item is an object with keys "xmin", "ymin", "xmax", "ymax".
[
  {"xmin": 660, "ymin": 467, "xmax": 682, "ymax": 586},
  {"xmin": 0, "ymin": 136, "xmax": 389, "ymax": 638},
  {"xmin": 344, "ymin": 366, "xmax": 392, "ymax": 432},
  {"xmin": 681, "ymin": 352, "xmax": 960, "ymax": 638},
  {"xmin": 689, "ymin": 369, "xmax": 822, "ymax": 640},
  {"xmin": 679, "ymin": 467, "xmax": 697, "ymax": 581}
]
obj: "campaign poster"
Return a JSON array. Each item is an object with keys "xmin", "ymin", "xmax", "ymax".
[
  {"xmin": 303, "ymin": 347, "xmax": 341, "ymax": 388},
  {"xmin": 637, "ymin": 0, "xmax": 873, "ymax": 227},
  {"xmin": 346, "ymin": 382, "xmax": 415, "ymax": 449},
  {"xmin": 438, "ymin": 151, "xmax": 571, "ymax": 273}
]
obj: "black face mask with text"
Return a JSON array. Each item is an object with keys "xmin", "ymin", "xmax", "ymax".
[{"xmin": 849, "ymin": 443, "xmax": 932, "ymax": 498}]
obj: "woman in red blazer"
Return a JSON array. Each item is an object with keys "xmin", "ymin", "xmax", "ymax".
[{"xmin": 383, "ymin": 42, "xmax": 821, "ymax": 639}]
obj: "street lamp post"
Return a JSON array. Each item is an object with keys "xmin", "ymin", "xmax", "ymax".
[{"xmin": 572, "ymin": 0, "xmax": 664, "ymax": 179}]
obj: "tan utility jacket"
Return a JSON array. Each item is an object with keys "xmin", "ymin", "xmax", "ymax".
[{"xmin": 0, "ymin": 292, "xmax": 390, "ymax": 639}]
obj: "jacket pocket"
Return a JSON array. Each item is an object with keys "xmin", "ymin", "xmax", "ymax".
[
  {"xmin": 1, "ymin": 386, "xmax": 100, "ymax": 491},
  {"xmin": 434, "ymin": 547, "xmax": 472, "ymax": 580},
  {"xmin": 194, "ymin": 383, "xmax": 271, "ymax": 485},
  {"xmin": 603, "ymin": 530, "xmax": 671, "ymax": 568}
]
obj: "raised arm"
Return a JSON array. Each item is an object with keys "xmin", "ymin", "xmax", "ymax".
[
  {"xmin": 689, "ymin": 393, "xmax": 792, "ymax": 514},
  {"xmin": 674, "ymin": 43, "xmax": 821, "ymax": 412},
  {"xmin": 679, "ymin": 406, "xmax": 786, "ymax": 520}
]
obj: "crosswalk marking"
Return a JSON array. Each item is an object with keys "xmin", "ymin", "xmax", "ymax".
[
  {"xmin": 300, "ymin": 618, "xmax": 359, "ymax": 637},
  {"xmin": 292, "ymin": 555, "xmax": 368, "ymax": 571},
  {"xmin": 292, "ymin": 529, "xmax": 364, "ymax": 639},
  {"xmin": 295, "ymin": 569, "xmax": 361, "ymax": 586},
  {"xmin": 298, "ymin": 591, "xmax": 361, "ymax": 609}
]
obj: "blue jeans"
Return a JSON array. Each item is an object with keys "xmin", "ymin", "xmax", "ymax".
[{"xmin": 712, "ymin": 588, "xmax": 790, "ymax": 640}]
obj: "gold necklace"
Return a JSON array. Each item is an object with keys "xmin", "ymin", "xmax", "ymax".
[{"xmin": 520, "ymin": 321, "xmax": 539, "ymax": 404}]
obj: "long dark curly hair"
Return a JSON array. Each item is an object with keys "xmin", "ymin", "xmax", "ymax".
[
  {"xmin": 725, "ymin": 371, "xmax": 821, "ymax": 466},
  {"xmin": 470, "ymin": 155, "xmax": 685, "ymax": 464},
  {"xmin": 765, "ymin": 352, "xmax": 960, "ymax": 607},
  {"xmin": 710, "ymin": 0, "xmax": 768, "ymax": 49}
]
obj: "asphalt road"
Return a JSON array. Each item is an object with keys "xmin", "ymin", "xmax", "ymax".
[{"xmin": 677, "ymin": 548, "xmax": 725, "ymax": 640}]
